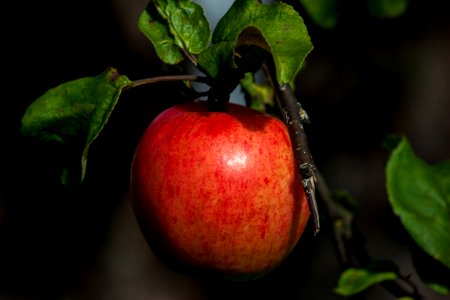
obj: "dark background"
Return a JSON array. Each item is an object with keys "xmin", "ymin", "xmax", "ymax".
[{"xmin": 1, "ymin": 0, "xmax": 449, "ymax": 299}]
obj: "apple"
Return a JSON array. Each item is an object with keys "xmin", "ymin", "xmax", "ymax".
[{"xmin": 130, "ymin": 101, "xmax": 310, "ymax": 280}]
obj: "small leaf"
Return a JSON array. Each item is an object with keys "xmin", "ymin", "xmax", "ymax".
[
  {"xmin": 427, "ymin": 283, "xmax": 450, "ymax": 295},
  {"xmin": 334, "ymin": 261, "xmax": 398, "ymax": 296},
  {"xmin": 155, "ymin": 0, "xmax": 210, "ymax": 54},
  {"xmin": 240, "ymin": 72, "xmax": 274, "ymax": 112},
  {"xmin": 21, "ymin": 68, "xmax": 131, "ymax": 186},
  {"xmin": 331, "ymin": 189, "xmax": 359, "ymax": 213},
  {"xmin": 197, "ymin": 41, "xmax": 236, "ymax": 79},
  {"xmin": 198, "ymin": 0, "xmax": 313, "ymax": 85},
  {"xmin": 368, "ymin": 0, "xmax": 409, "ymax": 18},
  {"xmin": 138, "ymin": 5, "xmax": 184, "ymax": 64},
  {"xmin": 138, "ymin": 0, "xmax": 210, "ymax": 64},
  {"xmin": 300, "ymin": 0, "xmax": 339, "ymax": 29},
  {"xmin": 386, "ymin": 136, "xmax": 450, "ymax": 269}
]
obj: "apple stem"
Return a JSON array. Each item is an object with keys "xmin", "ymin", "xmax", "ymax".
[{"xmin": 207, "ymin": 70, "xmax": 245, "ymax": 112}]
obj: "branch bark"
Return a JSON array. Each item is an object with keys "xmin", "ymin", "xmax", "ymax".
[{"xmin": 264, "ymin": 64, "xmax": 320, "ymax": 235}]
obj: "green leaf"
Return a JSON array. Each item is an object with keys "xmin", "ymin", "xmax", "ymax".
[
  {"xmin": 427, "ymin": 283, "xmax": 450, "ymax": 295},
  {"xmin": 368, "ymin": 0, "xmax": 409, "ymax": 18},
  {"xmin": 197, "ymin": 41, "xmax": 236, "ymax": 79},
  {"xmin": 386, "ymin": 137, "xmax": 450, "ymax": 269},
  {"xmin": 334, "ymin": 261, "xmax": 398, "ymax": 296},
  {"xmin": 300, "ymin": 0, "xmax": 338, "ymax": 29},
  {"xmin": 138, "ymin": 5, "xmax": 184, "ymax": 64},
  {"xmin": 331, "ymin": 189, "xmax": 360, "ymax": 213},
  {"xmin": 433, "ymin": 161, "xmax": 450, "ymax": 197},
  {"xmin": 240, "ymin": 72, "xmax": 274, "ymax": 112},
  {"xmin": 21, "ymin": 68, "xmax": 131, "ymax": 186},
  {"xmin": 198, "ymin": 0, "xmax": 313, "ymax": 85},
  {"xmin": 198, "ymin": 41, "xmax": 268, "ymax": 81},
  {"xmin": 138, "ymin": 0, "xmax": 210, "ymax": 64}
]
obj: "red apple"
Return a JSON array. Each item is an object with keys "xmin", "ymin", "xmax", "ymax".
[{"xmin": 130, "ymin": 101, "xmax": 310, "ymax": 280}]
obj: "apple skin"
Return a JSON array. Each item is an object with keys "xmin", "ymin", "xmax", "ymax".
[{"xmin": 130, "ymin": 101, "xmax": 310, "ymax": 280}]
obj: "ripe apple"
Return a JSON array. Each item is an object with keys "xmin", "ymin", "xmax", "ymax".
[{"xmin": 130, "ymin": 101, "xmax": 310, "ymax": 280}]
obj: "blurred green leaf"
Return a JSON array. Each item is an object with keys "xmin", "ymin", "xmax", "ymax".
[
  {"xmin": 21, "ymin": 68, "xmax": 131, "ymax": 186},
  {"xmin": 427, "ymin": 283, "xmax": 450, "ymax": 295},
  {"xmin": 139, "ymin": 0, "xmax": 211, "ymax": 64},
  {"xmin": 386, "ymin": 136, "xmax": 450, "ymax": 269},
  {"xmin": 368, "ymin": 0, "xmax": 409, "ymax": 18},
  {"xmin": 331, "ymin": 189, "xmax": 359, "ymax": 212},
  {"xmin": 334, "ymin": 261, "xmax": 398, "ymax": 296},
  {"xmin": 300, "ymin": 0, "xmax": 338, "ymax": 29},
  {"xmin": 432, "ymin": 161, "xmax": 450, "ymax": 197},
  {"xmin": 198, "ymin": 0, "xmax": 313, "ymax": 85},
  {"xmin": 240, "ymin": 72, "xmax": 274, "ymax": 112}
]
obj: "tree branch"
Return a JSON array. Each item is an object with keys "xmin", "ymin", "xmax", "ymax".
[
  {"xmin": 123, "ymin": 74, "xmax": 211, "ymax": 91},
  {"xmin": 316, "ymin": 171, "xmax": 353, "ymax": 268},
  {"xmin": 316, "ymin": 171, "xmax": 422, "ymax": 299},
  {"xmin": 264, "ymin": 64, "xmax": 320, "ymax": 235}
]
